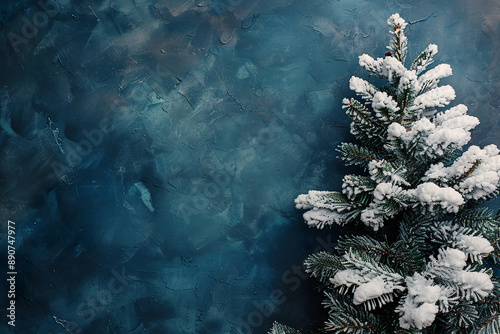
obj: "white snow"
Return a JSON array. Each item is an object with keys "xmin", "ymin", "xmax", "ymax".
[
  {"xmin": 409, "ymin": 117, "xmax": 435, "ymax": 134},
  {"xmin": 398, "ymin": 70, "xmax": 420, "ymax": 94},
  {"xmin": 409, "ymin": 85, "xmax": 456, "ymax": 115},
  {"xmin": 423, "ymin": 162, "xmax": 448, "ymax": 180},
  {"xmin": 353, "ymin": 276, "xmax": 398, "ymax": 305},
  {"xmin": 423, "ymin": 145, "xmax": 500, "ymax": 201},
  {"xmin": 359, "ymin": 54, "xmax": 384, "ymax": 76},
  {"xmin": 368, "ymin": 160, "xmax": 408, "ymax": 185},
  {"xmin": 419, "ymin": 247, "xmax": 494, "ymax": 315},
  {"xmin": 372, "ymin": 91, "xmax": 400, "ymax": 120},
  {"xmin": 303, "ymin": 208, "xmax": 344, "ymax": 229},
  {"xmin": 342, "ymin": 175, "xmax": 374, "ymax": 199},
  {"xmin": 435, "ymin": 247, "xmax": 467, "ymax": 269},
  {"xmin": 357, "ymin": 162, "xmax": 414, "ymax": 230},
  {"xmin": 413, "ymin": 44, "xmax": 439, "ymax": 75},
  {"xmin": 427, "ymin": 248, "xmax": 493, "ymax": 301},
  {"xmin": 455, "ymin": 234, "xmax": 494, "ymax": 257},
  {"xmin": 399, "ymin": 246, "xmax": 493, "ymax": 330},
  {"xmin": 457, "ymin": 271, "xmax": 494, "ymax": 300},
  {"xmin": 368, "ymin": 160, "xmax": 387, "ymax": 178},
  {"xmin": 459, "ymin": 171, "xmax": 499, "ymax": 200},
  {"xmin": 349, "ymin": 76, "xmax": 378, "ymax": 100},
  {"xmin": 331, "ymin": 266, "xmax": 404, "ymax": 306},
  {"xmin": 415, "ymin": 182, "xmax": 464, "ymax": 213},
  {"xmin": 359, "ymin": 181, "xmax": 409, "ymax": 230},
  {"xmin": 407, "ymin": 277, "xmax": 442, "ymax": 305},
  {"xmin": 387, "ymin": 122, "xmax": 407, "ymax": 139},
  {"xmin": 418, "ymin": 63, "xmax": 452, "ymax": 92},
  {"xmin": 295, "ymin": 191, "xmax": 353, "ymax": 228},
  {"xmin": 358, "ymin": 54, "xmax": 407, "ymax": 82},
  {"xmin": 330, "ymin": 268, "xmax": 366, "ymax": 287},
  {"xmin": 373, "ymin": 182, "xmax": 400, "ymax": 201},
  {"xmin": 426, "ymin": 125, "xmax": 476, "ymax": 156},
  {"xmin": 427, "ymin": 247, "xmax": 494, "ymax": 301},
  {"xmin": 294, "ymin": 193, "xmax": 314, "ymax": 210},
  {"xmin": 410, "ymin": 304, "xmax": 439, "ymax": 329},
  {"xmin": 425, "ymin": 145, "xmax": 488, "ymax": 179},
  {"xmin": 387, "ymin": 105, "xmax": 478, "ymax": 159},
  {"xmin": 387, "ymin": 13, "xmax": 407, "ymax": 29},
  {"xmin": 360, "ymin": 206, "xmax": 385, "ymax": 231},
  {"xmin": 383, "ymin": 56, "xmax": 408, "ymax": 82},
  {"xmin": 434, "ymin": 222, "xmax": 494, "ymax": 262},
  {"xmin": 294, "ymin": 190, "xmax": 348, "ymax": 211},
  {"xmin": 398, "ymin": 273, "xmax": 441, "ymax": 329},
  {"xmin": 433, "ymin": 105, "xmax": 478, "ymax": 131},
  {"xmin": 433, "ymin": 104, "xmax": 468, "ymax": 125},
  {"xmin": 387, "ymin": 14, "xmax": 408, "ymax": 63},
  {"xmin": 426, "ymin": 44, "xmax": 438, "ymax": 56}
]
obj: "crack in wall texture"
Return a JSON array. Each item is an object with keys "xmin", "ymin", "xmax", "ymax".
[{"xmin": 0, "ymin": 0, "xmax": 498, "ymax": 333}]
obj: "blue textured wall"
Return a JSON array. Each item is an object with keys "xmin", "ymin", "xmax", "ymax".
[{"xmin": 0, "ymin": 0, "xmax": 498, "ymax": 333}]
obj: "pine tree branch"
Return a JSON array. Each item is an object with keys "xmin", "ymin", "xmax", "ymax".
[
  {"xmin": 269, "ymin": 322, "xmax": 304, "ymax": 334},
  {"xmin": 281, "ymin": 11, "xmax": 500, "ymax": 334}
]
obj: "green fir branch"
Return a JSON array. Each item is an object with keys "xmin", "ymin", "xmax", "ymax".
[
  {"xmin": 275, "ymin": 12, "xmax": 500, "ymax": 334},
  {"xmin": 269, "ymin": 322, "xmax": 304, "ymax": 334},
  {"xmin": 410, "ymin": 45, "xmax": 437, "ymax": 75},
  {"xmin": 323, "ymin": 291, "xmax": 383, "ymax": 333},
  {"xmin": 344, "ymin": 98, "xmax": 387, "ymax": 148},
  {"xmin": 338, "ymin": 143, "xmax": 381, "ymax": 170},
  {"xmin": 337, "ymin": 235, "xmax": 390, "ymax": 262},
  {"xmin": 454, "ymin": 208, "xmax": 499, "ymax": 231},
  {"xmin": 442, "ymin": 301, "xmax": 479, "ymax": 332},
  {"xmin": 342, "ymin": 248, "xmax": 405, "ymax": 278},
  {"xmin": 305, "ymin": 251, "xmax": 346, "ymax": 284}
]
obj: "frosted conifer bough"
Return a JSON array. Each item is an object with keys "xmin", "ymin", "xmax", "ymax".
[
  {"xmin": 272, "ymin": 13, "xmax": 500, "ymax": 334},
  {"xmin": 294, "ymin": 12, "xmax": 499, "ymax": 233}
]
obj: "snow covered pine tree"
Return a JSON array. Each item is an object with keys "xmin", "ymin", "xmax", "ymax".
[{"xmin": 270, "ymin": 14, "xmax": 500, "ymax": 334}]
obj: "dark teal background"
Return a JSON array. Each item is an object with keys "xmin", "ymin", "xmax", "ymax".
[{"xmin": 0, "ymin": 0, "xmax": 498, "ymax": 333}]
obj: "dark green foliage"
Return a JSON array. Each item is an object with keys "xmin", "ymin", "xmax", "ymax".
[
  {"xmin": 453, "ymin": 208, "xmax": 499, "ymax": 231},
  {"xmin": 336, "ymin": 234, "xmax": 425, "ymax": 274},
  {"xmin": 342, "ymin": 175, "xmax": 376, "ymax": 202},
  {"xmin": 442, "ymin": 302, "xmax": 479, "ymax": 332},
  {"xmin": 269, "ymin": 322, "xmax": 304, "ymax": 334},
  {"xmin": 474, "ymin": 278, "xmax": 500, "ymax": 334},
  {"xmin": 337, "ymin": 235, "xmax": 391, "ymax": 262},
  {"xmin": 344, "ymin": 98, "xmax": 387, "ymax": 149},
  {"xmin": 323, "ymin": 291, "xmax": 383, "ymax": 333},
  {"xmin": 305, "ymin": 251, "xmax": 345, "ymax": 285},
  {"xmin": 331, "ymin": 249, "xmax": 406, "ymax": 311},
  {"xmin": 272, "ymin": 13, "xmax": 500, "ymax": 334},
  {"xmin": 410, "ymin": 47, "xmax": 436, "ymax": 75},
  {"xmin": 397, "ymin": 213, "xmax": 432, "ymax": 250},
  {"xmin": 453, "ymin": 208, "xmax": 500, "ymax": 267},
  {"xmin": 338, "ymin": 143, "xmax": 381, "ymax": 170},
  {"xmin": 321, "ymin": 192, "xmax": 367, "ymax": 216},
  {"xmin": 394, "ymin": 329, "xmax": 423, "ymax": 334},
  {"xmin": 340, "ymin": 248, "xmax": 405, "ymax": 278}
]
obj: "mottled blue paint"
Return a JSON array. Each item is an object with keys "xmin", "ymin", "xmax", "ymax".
[{"xmin": 0, "ymin": 0, "xmax": 498, "ymax": 333}]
